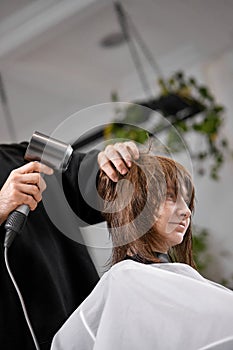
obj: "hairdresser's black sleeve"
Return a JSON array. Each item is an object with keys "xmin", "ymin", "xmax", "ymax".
[{"xmin": 62, "ymin": 149, "xmax": 103, "ymax": 226}]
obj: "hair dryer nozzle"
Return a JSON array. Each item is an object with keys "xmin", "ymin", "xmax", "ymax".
[{"xmin": 25, "ymin": 131, "xmax": 73, "ymax": 172}]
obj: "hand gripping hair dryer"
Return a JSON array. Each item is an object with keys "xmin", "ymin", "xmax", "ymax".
[{"xmin": 4, "ymin": 131, "xmax": 73, "ymax": 248}]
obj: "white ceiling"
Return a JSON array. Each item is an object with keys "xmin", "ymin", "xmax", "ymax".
[{"xmin": 0, "ymin": 0, "xmax": 233, "ymax": 142}]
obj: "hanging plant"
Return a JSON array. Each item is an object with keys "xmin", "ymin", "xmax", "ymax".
[
  {"xmin": 157, "ymin": 71, "xmax": 231, "ymax": 179},
  {"xmin": 106, "ymin": 71, "xmax": 232, "ymax": 180}
]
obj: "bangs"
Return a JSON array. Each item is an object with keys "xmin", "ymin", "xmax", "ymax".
[{"xmin": 156, "ymin": 156, "xmax": 195, "ymax": 210}]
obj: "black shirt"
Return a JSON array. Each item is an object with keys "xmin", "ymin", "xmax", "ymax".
[
  {"xmin": 125, "ymin": 252, "xmax": 170, "ymax": 264},
  {"xmin": 0, "ymin": 142, "xmax": 102, "ymax": 349}
]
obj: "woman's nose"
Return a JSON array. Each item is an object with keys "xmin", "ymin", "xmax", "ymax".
[{"xmin": 176, "ymin": 197, "xmax": 191, "ymax": 219}]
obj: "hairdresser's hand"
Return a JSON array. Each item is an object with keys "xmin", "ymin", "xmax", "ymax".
[
  {"xmin": 98, "ymin": 141, "xmax": 139, "ymax": 182},
  {"xmin": 0, "ymin": 162, "xmax": 53, "ymax": 225}
]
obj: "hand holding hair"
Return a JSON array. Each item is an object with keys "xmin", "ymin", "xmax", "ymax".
[{"xmin": 98, "ymin": 141, "xmax": 139, "ymax": 182}]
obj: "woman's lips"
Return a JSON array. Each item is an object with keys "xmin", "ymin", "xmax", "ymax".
[
  {"xmin": 169, "ymin": 221, "xmax": 186, "ymax": 226},
  {"xmin": 169, "ymin": 221, "xmax": 187, "ymax": 230}
]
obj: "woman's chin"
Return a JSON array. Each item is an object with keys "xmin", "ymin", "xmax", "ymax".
[{"xmin": 168, "ymin": 231, "xmax": 185, "ymax": 246}]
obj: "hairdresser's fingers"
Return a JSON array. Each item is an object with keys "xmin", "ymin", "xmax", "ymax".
[
  {"xmin": 113, "ymin": 142, "xmax": 139, "ymax": 168},
  {"xmin": 6, "ymin": 181, "xmax": 43, "ymax": 207},
  {"xmin": 17, "ymin": 192, "xmax": 38, "ymax": 211},
  {"xmin": 98, "ymin": 152, "xmax": 119, "ymax": 182},
  {"xmin": 9, "ymin": 172, "xmax": 47, "ymax": 196},
  {"xmin": 36, "ymin": 175, "xmax": 47, "ymax": 193},
  {"xmin": 17, "ymin": 183, "xmax": 43, "ymax": 203},
  {"xmin": 98, "ymin": 141, "xmax": 140, "ymax": 181},
  {"xmin": 17, "ymin": 173, "xmax": 47, "ymax": 192},
  {"xmin": 1, "ymin": 189, "xmax": 38, "ymax": 212},
  {"xmin": 15, "ymin": 161, "xmax": 53, "ymax": 175},
  {"xmin": 11, "ymin": 162, "xmax": 51, "ymax": 193},
  {"xmin": 101, "ymin": 144, "xmax": 129, "ymax": 175},
  {"xmin": 0, "ymin": 183, "xmax": 39, "ymax": 223},
  {"xmin": 123, "ymin": 141, "xmax": 140, "ymax": 161}
]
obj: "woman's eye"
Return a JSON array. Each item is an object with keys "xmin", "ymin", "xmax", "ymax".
[{"xmin": 166, "ymin": 192, "xmax": 176, "ymax": 201}]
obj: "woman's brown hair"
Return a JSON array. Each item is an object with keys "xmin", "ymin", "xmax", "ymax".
[{"xmin": 98, "ymin": 153, "xmax": 196, "ymax": 268}]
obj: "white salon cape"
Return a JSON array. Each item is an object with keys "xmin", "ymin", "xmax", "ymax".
[{"xmin": 51, "ymin": 260, "xmax": 233, "ymax": 350}]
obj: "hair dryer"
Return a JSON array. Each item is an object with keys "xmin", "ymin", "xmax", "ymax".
[{"xmin": 4, "ymin": 131, "xmax": 73, "ymax": 248}]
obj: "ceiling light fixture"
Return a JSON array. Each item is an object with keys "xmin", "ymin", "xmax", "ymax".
[{"xmin": 100, "ymin": 32, "xmax": 126, "ymax": 48}]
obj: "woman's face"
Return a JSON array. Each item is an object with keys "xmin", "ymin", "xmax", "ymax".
[{"xmin": 155, "ymin": 184, "xmax": 191, "ymax": 251}]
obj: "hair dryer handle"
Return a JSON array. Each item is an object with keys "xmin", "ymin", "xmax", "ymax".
[{"xmin": 4, "ymin": 205, "xmax": 30, "ymax": 248}]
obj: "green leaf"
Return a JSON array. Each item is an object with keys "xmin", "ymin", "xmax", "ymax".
[
  {"xmin": 175, "ymin": 120, "xmax": 189, "ymax": 132},
  {"xmin": 198, "ymin": 152, "xmax": 208, "ymax": 160},
  {"xmin": 175, "ymin": 71, "xmax": 184, "ymax": 80},
  {"xmin": 189, "ymin": 77, "xmax": 197, "ymax": 86},
  {"xmin": 221, "ymin": 139, "xmax": 228, "ymax": 147},
  {"xmin": 166, "ymin": 129, "xmax": 185, "ymax": 152},
  {"xmin": 123, "ymin": 105, "xmax": 150, "ymax": 124},
  {"xmin": 213, "ymin": 105, "xmax": 224, "ymax": 113},
  {"xmin": 198, "ymin": 86, "xmax": 209, "ymax": 98}
]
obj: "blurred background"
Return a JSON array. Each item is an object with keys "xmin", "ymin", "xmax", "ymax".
[{"xmin": 0, "ymin": 0, "xmax": 233, "ymax": 286}]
